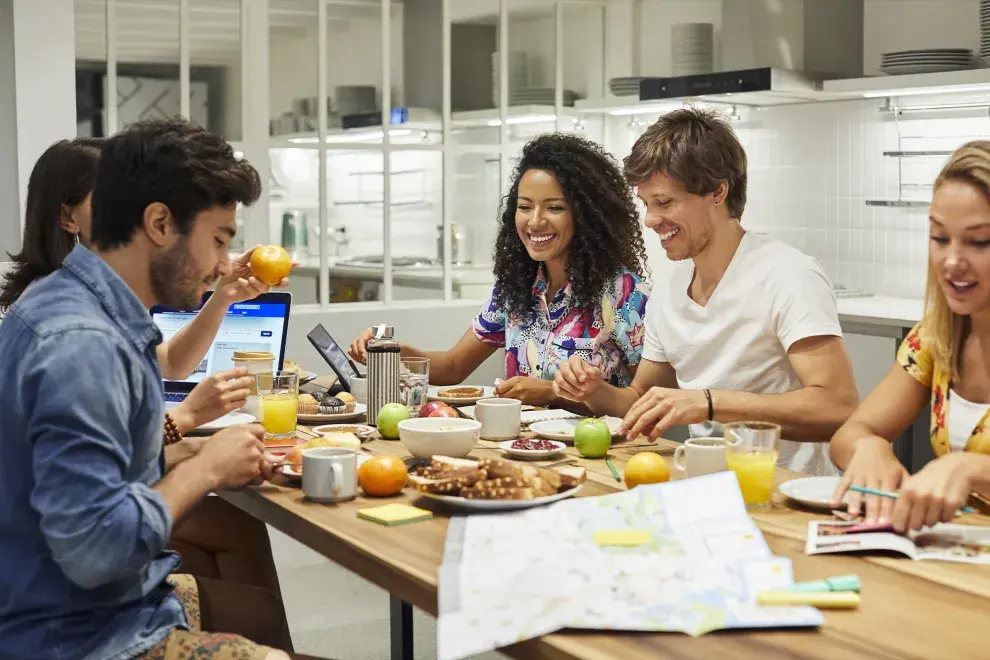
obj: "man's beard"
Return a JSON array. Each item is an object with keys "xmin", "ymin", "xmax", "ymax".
[{"xmin": 150, "ymin": 238, "xmax": 211, "ymax": 311}]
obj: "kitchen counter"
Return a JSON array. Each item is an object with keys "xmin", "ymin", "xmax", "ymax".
[{"xmin": 836, "ymin": 295, "xmax": 923, "ymax": 331}]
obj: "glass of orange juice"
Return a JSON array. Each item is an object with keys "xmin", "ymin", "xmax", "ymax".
[
  {"xmin": 257, "ymin": 370, "xmax": 299, "ymax": 444},
  {"xmin": 724, "ymin": 421, "xmax": 780, "ymax": 511}
]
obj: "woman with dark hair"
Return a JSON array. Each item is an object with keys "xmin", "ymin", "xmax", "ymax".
[
  {"xmin": 349, "ymin": 133, "xmax": 650, "ymax": 408},
  {"xmin": 1, "ymin": 137, "xmax": 295, "ymax": 652}
]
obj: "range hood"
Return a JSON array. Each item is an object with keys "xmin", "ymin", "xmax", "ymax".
[{"xmin": 637, "ymin": 0, "xmax": 864, "ymax": 106}]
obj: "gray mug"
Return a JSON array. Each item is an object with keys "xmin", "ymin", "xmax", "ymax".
[{"xmin": 302, "ymin": 447, "xmax": 358, "ymax": 503}]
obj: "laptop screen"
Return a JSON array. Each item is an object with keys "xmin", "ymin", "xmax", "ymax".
[{"xmin": 151, "ymin": 291, "xmax": 291, "ymax": 390}]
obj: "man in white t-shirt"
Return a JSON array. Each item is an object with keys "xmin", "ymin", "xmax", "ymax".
[{"xmin": 553, "ymin": 108, "xmax": 858, "ymax": 475}]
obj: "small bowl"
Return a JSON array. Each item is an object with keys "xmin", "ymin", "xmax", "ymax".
[{"xmin": 397, "ymin": 417, "xmax": 481, "ymax": 459}]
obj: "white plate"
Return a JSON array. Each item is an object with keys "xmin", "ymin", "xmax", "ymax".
[
  {"xmin": 779, "ymin": 476, "xmax": 845, "ymax": 510},
  {"xmin": 280, "ymin": 454, "xmax": 370, "ymax": 482},
  {"xmin": 186, "ymin": 411, "xmax": 257, "ymax": 435},
  {"xmin": 418, "ymin": 484, "xmax": 583, "ymax": 511},
  {"xmin": 528, "ymin": 417, "xmax": 623, "ymax": 442},
  {"xmin": 311, "ymin": 423, "xmax": 376, "ymax": 438},
  {"xmin": 298, "ymin": 403, "xmax": 367, "ymax": 423},
  {"xmin": 498, "ymin": 439, "xmax": 566, "ymax": 460},
  {"xmin": 427, "ymin": 386, "xmax": 495, "ymax": 405}
]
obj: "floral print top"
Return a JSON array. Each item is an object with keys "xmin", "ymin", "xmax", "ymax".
[
  {"xmin": 472, "ymin": 268, "xmax": 650, "ymax": 386},
  {"xmin": 897, "ymin": 321, "xmax": 990, "ymax": 511}
]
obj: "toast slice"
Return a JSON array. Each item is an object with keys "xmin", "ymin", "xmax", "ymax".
[
  {"xmin": 536, "ymin": 468, "xmax": 562, "ymax": 491},
  {"xmin": 408, "ymin": 468, "xmax": 487, "ymax": 495},
  {"xmin": 555, "ymin": 465, "xmax": 587, "ymax": 491},
  {"xmin": 460, "ymin": 480, "xmax": 537, "ymax": 500},
  {"xmin": 437, "ymin": 386, "xmax": 484, "ymax": 399}
]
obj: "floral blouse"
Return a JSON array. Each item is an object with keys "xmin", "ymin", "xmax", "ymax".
[
  {"xmin": 898, "ymin": 321, "xmax": 990, "ymax": 511},
  {"xmin": 472, "ymin": 268, "xmax": 650, "ymax": 387}
]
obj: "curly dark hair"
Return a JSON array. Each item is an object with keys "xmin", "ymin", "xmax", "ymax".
[{"xmin": 492, "ymin": 133, "xmax": 648, "ymax": 318}]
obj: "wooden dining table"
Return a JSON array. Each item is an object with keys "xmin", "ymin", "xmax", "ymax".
[{"xmin": 220, "ymin": 413, "xmax": 990, "ymax": 660}]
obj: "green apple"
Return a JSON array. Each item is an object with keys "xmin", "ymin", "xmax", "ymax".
[
  {"xmin": 377, "ymin": 403, "xmax": 410, "ymax": 439},
  {"xmin": 574, "ymin": 417, "xmax": 611, "ymax": 458}
]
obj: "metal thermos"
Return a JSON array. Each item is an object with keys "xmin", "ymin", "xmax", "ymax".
[{"xmin": 366, "ymin": 324, "xmax": 400, "ymax": 425}]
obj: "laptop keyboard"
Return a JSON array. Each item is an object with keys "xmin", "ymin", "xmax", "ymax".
[{"xmin": 164, "ymin": 392, "xmax": 187, "ymax": 403}]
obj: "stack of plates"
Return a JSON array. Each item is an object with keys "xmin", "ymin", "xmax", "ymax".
[
  {"xmin": 491, "ymin": 52, "xmax": 528, "ymax": 107},
  {"xmin": 672, "ymin": 23, "xmax": 714, "ymax": 77},
  {"xmin": 609, "ymin": 77, "xmax": 645, "ymax": 97},
  {"xmin": 982, "ymin": 0, "xmax": 990, "ymax": 61},
  {"xmin": 879, "ymin": 49, "xmax": 973, "ymax": 75},
  {"xmin": 510, "ymin": 87, "xmax": 580, "ymax": 106}
]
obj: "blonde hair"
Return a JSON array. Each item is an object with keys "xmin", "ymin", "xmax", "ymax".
[{"xmin": 923, "ymin": 140, "xmax": 990, "ymax": 372}]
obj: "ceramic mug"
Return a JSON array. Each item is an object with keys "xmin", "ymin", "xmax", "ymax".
[
  {"xmin": 673, "ymin": 437, "xmax": 728, "ymax": 479},
  {"xmin": 302, "ymin": 447, "xmax": 358, "ymax": 503},
  {"xmin": 475, "ymin": 397, "xmax": 521, "ymax": 441},
  {"xmin": 349, "ymin": 376, "xmax": 368, "ymax": 405}
]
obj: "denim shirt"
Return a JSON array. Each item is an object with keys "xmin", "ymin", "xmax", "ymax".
[{"xmin": 0, "ymin": 246, "xmax": 184, "ymax": 660}]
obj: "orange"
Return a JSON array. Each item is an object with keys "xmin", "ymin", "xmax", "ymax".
[
  {"xmin": 250, "ymin": 245, "xmax": 292, "ymax": 286},
  {"xmin": 358, "ymin": 454, "xmax": 409, "ymax": 497},
  {"xmin": 624, "ymin": 452, "xmax": 670, "ymax": 489}
]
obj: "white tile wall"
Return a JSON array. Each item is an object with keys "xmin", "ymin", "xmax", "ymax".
[{"xmin": 611, "ymin": 92, "xmax": 990, "ymax": 300}]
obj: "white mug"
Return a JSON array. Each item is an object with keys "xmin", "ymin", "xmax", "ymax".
[
  {"xmin": 475, "ymin": 397, "xmax": 521, "ymax": 441},
  {"xmin": 302, "ymin": 447, "xmax": 358, "ymax": 503},
  {"xmin": 673, "ymin": 437, "xmax": 728, "ymax": 479},
  {"xmin": 349, "ymin": 377, "xmax": 368, "ymax": 405}
]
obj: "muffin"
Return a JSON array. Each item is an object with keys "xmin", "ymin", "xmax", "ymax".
[
  {"xmin": 298, "ymin": 393, "xmax": 320, "ymax": 414},
  {"xmin": 337, "ymin": 391, "xmax": 357, "ymax": 413},
  {"xmin": 316, "ymin": 393, "xmax": 348, "ymax": 414}
]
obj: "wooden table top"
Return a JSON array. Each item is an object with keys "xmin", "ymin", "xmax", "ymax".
[{"xmin": 220, "ymin": 422, "xmax": 990, "ymax": 660}]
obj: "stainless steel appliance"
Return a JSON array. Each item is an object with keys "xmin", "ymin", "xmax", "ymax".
[{"xmin": 437, "ymin": 223, "xmax": 472, "ymax": 265}]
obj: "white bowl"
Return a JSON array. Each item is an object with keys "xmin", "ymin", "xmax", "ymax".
[{"xmin": 397, "ymin": 417, "xmax": 481, "ymax": 459}]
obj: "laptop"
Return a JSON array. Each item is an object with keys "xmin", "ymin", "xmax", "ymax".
[{"xmin": 150, "ymin": 291, "xmax": 292, "ymax": 409}]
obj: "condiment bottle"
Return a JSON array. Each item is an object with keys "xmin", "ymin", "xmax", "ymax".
[{"xmin": 366, "ymin": 324, "xmax": 400, "ymax": 425}]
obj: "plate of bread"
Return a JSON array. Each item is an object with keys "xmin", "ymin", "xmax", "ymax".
[
  {"xmin": 407, "ymin": 455, "xmax": 586, "ymax": 511},
  {"xmin": 427, "ymin": 386, "xmax": 495, "ymax": 405},
  {"xmin": 275, "ymin": 432, "xmax": 369, "ymax": 480}
]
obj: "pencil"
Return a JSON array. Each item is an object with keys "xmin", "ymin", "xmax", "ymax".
[
  {"xmin": 849, "ymin": 485, "xmax": 975, "ymax": 514},
  {"xmin": 605, "ymin": 457, "xmax": 621, "ymax": 482}
]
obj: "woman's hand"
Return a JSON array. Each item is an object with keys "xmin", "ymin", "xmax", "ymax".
[
  {"xmin": 216, "ymin": 245, "xmax": 297, "ymax": 305},
  {"xmin": 349, "ymin": 328, "xmax": 375, "ymax": 365},
  {"xmin": 891, "ymin": 453, "xmax": 989, "ymax": 533},
  {"xmin": 494, "ymin": 376, "xmax": 557, "ymax": 407},
  {"xmin": 832, "ymin": 435, "xmax": 908, "ymax": 523},
  {"xmin": 169, "ymin": 368, "xmax": 254, "ymax": 434}
]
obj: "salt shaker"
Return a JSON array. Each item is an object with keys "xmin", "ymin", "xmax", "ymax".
[{"xmin": 366, "ymin": 324, "xmax": 400, "ymax": 425}]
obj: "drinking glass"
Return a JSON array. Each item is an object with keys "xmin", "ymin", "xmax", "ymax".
[
  {"xmin": 257, "ymin": 370, "xmax": 299, "ymax": 443},
  {"xmin": 399, "ymin": 357, "xmax": 430, "ymax": 416},
  {"xmin": 724, "ymin": 421, "xmax": 780, "ymax": 511}
]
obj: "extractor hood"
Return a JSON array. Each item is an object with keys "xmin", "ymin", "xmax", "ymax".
[{"xmin": 634, "ymin": 0, "xmax": 864, "ymax": 107}]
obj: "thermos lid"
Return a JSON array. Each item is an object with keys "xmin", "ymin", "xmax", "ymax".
[{"xmin": 370, "ymin": 324, "xmax": 394, "ymax": 339}]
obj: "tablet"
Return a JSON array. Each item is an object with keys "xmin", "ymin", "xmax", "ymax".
[{"xmin": 307, "ymin": 323, "xmax": 362, "ymax": 391}]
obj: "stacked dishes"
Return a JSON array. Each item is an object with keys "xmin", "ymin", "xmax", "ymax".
[
  {"xmin": 609, "ymin": 77, "xmax": 645, "ymax": 97},
  {"xmin": 879, "ymin": 49, "xmax": 973, "ymax": 75},
  {"xmin": 671, "ymin": 23, "xmax": 714, "ymax": 76},
  {"xmin": 510, "ymin": 87, "xmax": 580, "ymax": 106},
  {"xmin": 982, "ymin": 0, "xmax": 990, "ymax": 62},
  {"xmin": 491, "ymin": 51, "xmax": 528, "ymax": 107}
]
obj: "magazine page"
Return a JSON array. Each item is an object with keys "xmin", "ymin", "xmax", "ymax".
[
  {"xmin": 805, "ymin": 521, "xmax": 919, "ymax": 559},
  {"xmin": 909, "ymin": 523, "xmax": 990, "ymax": 564}
]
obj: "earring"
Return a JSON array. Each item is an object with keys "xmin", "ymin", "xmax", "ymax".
[
  {"xmin": 72, "ymin": 232, "xmax": 79, "ymax": 246},
  {"xmin": 714, "ymin": 200, "xmax": 720, "ymax": 206}
]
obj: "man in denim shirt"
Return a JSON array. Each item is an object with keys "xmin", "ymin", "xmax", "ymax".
[{"xmin": 0, "ymin": 119, "xmax": 290, "ymax": 660}]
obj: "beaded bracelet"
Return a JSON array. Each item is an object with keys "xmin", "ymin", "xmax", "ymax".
[{"xmin": 163, "ymin": 412, "xmax": 182, "ymax": 446}]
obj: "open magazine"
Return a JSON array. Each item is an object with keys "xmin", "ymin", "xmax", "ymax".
[{"xmin": 807, "ymin": 521, "xmax": 990, "ymax": 564}]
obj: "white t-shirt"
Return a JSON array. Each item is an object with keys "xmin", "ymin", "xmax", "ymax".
[
  {"xmin": 643, "ymin": 232, "xmax": 843, "ymax": 475},
  {"xmin": 948, "ymin": 390, "xmax": 990, "ymax": 452}
]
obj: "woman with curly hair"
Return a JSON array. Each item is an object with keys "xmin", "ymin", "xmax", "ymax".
[{"xmin": 349, "ymin": 133, "xmax": 650, "ymax": 408}]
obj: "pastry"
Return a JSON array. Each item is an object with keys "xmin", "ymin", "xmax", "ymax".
[
  {"xmin": 317, "ymin": 393, "xmax": 346, "ymax": 415},
  {"xmin": 408, "ymin": 455, "xmax": 586, "ymax": 500},
  {"xmin": 437, "ymin": 386, "xmax": 484, "ymax": 399},
  {"xmin": 336, "ymin": 391, "xmax": 357, "ymax": 413},
  {"xmin": 297, "ymin": 393, "xmax": 320, "ymax": 414}
]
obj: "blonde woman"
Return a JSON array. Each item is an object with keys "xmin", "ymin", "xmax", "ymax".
[{"xmin": 831, "ymin": 141, "xmax": 990, "ymax": 533}]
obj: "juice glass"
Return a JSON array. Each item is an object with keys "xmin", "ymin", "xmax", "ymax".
[
  {"xmin": 257, "ymin": 370, "xmax": 299, "ymax": 444},
  {"xmin": 724, "ymin": 421, "xmax": 780, "ymax": 511}
]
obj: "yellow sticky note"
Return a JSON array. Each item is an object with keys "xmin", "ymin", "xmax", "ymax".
[
  {"xmin": 357, "ymin": 504, "xmax": 433, "ymax": 526},
  {"xmin": 593, "ymin": 530, "xmax": 653, "ymax": 547}
]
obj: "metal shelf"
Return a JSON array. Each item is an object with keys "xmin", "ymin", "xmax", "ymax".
[{"xmin": 865, "ymin": 199, "xmax": 929, "ymax": 208}]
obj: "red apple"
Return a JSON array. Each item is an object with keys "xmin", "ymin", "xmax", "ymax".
[
  {"xmin": 419, "ymin": 401, "xmax": 451, "ymax": 418},
  {"xmin": 428, "ymin": 406, "xmax": 460, "ymax": 419}
]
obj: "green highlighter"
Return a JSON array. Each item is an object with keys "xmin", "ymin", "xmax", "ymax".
[{"xmin": 790, "ymin": 574, "xmax": 861, "ymax": 593}]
